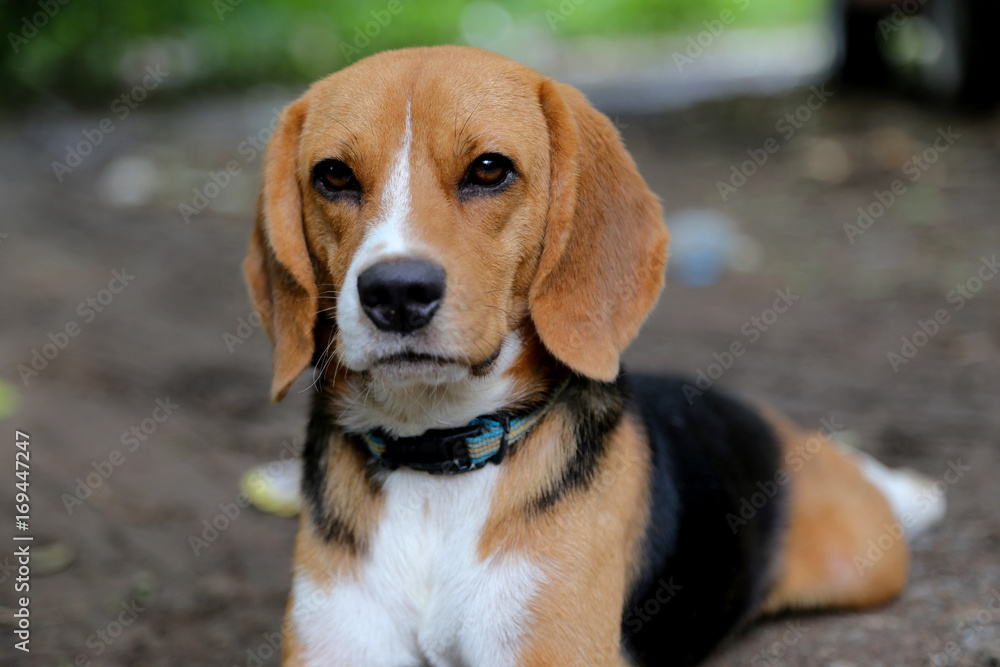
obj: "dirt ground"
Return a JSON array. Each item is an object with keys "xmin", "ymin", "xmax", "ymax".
[{"xmin": 1, "ymin": 86, "xmax": 998, "ymax": 666}]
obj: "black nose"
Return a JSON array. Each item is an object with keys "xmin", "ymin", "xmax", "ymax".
[{"xmin": 357, "ymin": 260, "xmax": 446, "ymax": 333}]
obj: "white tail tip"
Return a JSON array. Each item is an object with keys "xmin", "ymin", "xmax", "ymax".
[{"xmin": 852, "ymin": 450, "xmax": 946, "ymax": 540}]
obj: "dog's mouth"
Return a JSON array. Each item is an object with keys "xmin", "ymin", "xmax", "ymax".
[
  {"xmin": 366, "ymin": 345, "xmax": 503, "ymax": 381},
  {"xmin": 372, "ymin": 351, "xmax": 457, "ymax": 368}
]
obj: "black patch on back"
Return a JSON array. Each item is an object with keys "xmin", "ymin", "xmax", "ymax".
[
  {"xmin": 622, "ymin": 374, "xmax": 786, "ymax": 666},
  {"xmin": 530, "ymin": 374, "xmax": 627, "ymax": 512}
]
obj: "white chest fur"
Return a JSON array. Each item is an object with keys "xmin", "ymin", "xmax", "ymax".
[{"xmin": 290, "ymin": 466, "xmax": 542, "ymax": 667}]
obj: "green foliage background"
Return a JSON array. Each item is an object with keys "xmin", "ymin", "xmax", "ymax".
[{"xmin": 1, "ymin": 0, "xmax": 823, "ymax": 106}]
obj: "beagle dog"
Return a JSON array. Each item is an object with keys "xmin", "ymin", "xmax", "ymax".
[{"xmin": 244, "ymin": 46, "xmax": 943, "ymax": 666}]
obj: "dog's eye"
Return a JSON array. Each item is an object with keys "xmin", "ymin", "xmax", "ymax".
[
  {"xmin": 312, "ymin": 159, "xmax": 360, "ymax": 199},
  {"xmin": 462, "ymin": 153, "xmax": 514, "ymax": 192}
]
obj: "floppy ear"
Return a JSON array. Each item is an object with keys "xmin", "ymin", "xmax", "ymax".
[
  {"xmin": 243, "ymin": 100, "xmax": 318, "ymax": 401},
  {"xmin": 530, "ymin": 80, "xmax": 669, "ymax": 382}
]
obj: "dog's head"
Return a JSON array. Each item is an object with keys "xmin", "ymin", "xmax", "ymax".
[{"xmin": 245, "ymin": 46, "xmax": 667, "ymax": 434}]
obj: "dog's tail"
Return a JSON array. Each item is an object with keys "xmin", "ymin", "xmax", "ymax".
[{"xmin": 844, "ymin": 446, "xmax": 947, "ymax": 540}]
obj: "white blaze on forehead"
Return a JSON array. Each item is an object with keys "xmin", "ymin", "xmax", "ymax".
[
  {"xmin": 335, "ymin": 103, "xmax": 415, "ymax": 366},
  {"xmin": 360, "ymin": 101, "xmax": 414, "ymax": 260}
]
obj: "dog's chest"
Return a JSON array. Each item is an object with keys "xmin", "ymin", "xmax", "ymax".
[{"xmin": 291, "ymin": 467, "xmax": 542, "ymax": 667}]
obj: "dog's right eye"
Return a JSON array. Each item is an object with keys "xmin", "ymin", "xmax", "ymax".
[{"xmin": 312, "ymin": 159, "xmax": 361, "ymax": 200}]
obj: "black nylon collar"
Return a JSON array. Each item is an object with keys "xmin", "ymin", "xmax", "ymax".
[
  {"xmin": 365, "ymin": 413, "xmax": 511, "ymax": 475},
  {"xmin": 355, "ymin": 377, "xmax": 571, "ymax": 475}
]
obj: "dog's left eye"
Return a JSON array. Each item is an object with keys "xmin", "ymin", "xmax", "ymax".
[
  {"xmin": 462, "ymin": 153, "xmax": 514, "ymax": 192},
  {"xmin": 312, "ymin": 159, "xmax": 361, "ymax": 200}
]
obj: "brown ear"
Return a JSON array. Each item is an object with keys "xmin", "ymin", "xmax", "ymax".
[
  {"xmin": 243, "ymin": 100, "xmax": 318, "ymax": 401},
  {"xmin": 530, "ymin": 80, "xmax": 669, "ymax": 381}
]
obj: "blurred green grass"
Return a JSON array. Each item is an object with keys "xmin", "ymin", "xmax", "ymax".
[{"xmin": 1, "ymin": 0, "xmax": 823, "ymax": 107}]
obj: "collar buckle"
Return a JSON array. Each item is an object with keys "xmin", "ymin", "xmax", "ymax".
[{"xmin": 493, "ymin": 413, "xmax": 511, "ymax": 465}]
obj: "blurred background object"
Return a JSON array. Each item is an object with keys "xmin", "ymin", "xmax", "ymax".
[
  {"xmin": 3, "ymin": 0, "xmax": 997, "ymax": 112},
  {"xmin": 834, "ymin": 0, "xmax": 1000, "ymax": 106},
  {"xmin": 665, "ymin": 208, "xmax": 763, "ymax": 286},
  {"xmin": 1, "ymin": 0, "xmax": 827, "ymax": 108}
]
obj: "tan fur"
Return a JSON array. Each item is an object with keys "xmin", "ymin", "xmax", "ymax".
[
  {"xmin": 479, "ymin": 411, "xmax": 651, "ymax": 666},
  {"xmin": 759, "ymin": 411, "xmax": 909, "ymax": 614},
  {"xmin": 290, "ymin": 430, "xmax": 385, "ymax": 580},
  {"xmin": 245, "ymin": 101, "xmax": 319, "ymax": 401},
  {"xmin": 281, "ymin": 592, "xmax": 303, "ymax": 664},
  {"xmin": 531, "ymin": 80, "xmax": 669, "ymax": 381}
]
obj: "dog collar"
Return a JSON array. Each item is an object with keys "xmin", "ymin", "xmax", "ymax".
[{"xmin": 357, "ymin": 378, "xmax": 569, "ymax": 475}]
